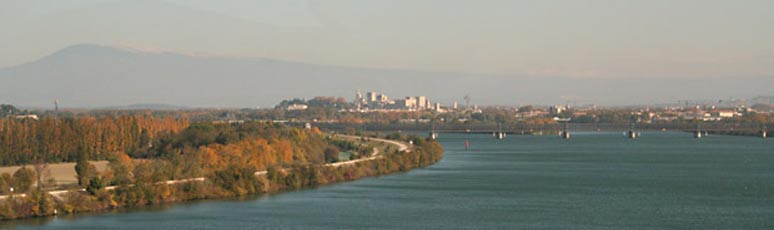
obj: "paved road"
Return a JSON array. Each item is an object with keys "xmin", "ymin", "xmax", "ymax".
[{"xmin": 335, "ymin": 135, "xmax": 410, "ymax": 152}]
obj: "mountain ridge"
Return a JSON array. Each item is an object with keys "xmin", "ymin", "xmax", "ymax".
[{"xmin": 2, "ymin": 44, "xmax": 773, "ymax": 108}]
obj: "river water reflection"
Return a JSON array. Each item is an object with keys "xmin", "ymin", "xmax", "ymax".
[{"xmin": 5, "ymin": 132, "xmax": 774, "ymax": 229}]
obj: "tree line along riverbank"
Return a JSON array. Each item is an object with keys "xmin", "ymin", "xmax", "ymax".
[{"xmin": 0, "ymin": 119, "xmax": 443, "ymax": 220}]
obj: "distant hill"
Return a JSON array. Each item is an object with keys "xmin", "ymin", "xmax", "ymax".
[{"xmin": 1, "ymin": 44, "xmax": 773, "ymax": 108}]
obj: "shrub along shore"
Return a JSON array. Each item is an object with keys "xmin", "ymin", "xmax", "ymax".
[{"xmin": 0, "ymin": 121, "xmax": 443, "ymax": 220}]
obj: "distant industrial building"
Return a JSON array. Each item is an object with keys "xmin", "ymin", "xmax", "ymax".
[
  {"xmin": 286, "ymin": 104, "xmax": 309, "ymax": 111},
  {"xmin": 14, "ymin": 114, "xmax": 39, "ymax": 120},
  {"xmin": 549, "ymin": 105, "xmax": 568, "ymax": 115},
  {"xmin": 710, "ymin": 110, "xmax": 737, "ymax": 118}
]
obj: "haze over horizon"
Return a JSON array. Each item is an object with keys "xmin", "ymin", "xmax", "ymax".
[
  {"xmin": 2, "ymin": 43, "xmax": 773, "ymax": 109},
  {"xmin": 2, "ymin": 0, "xmax": 774, "ymax": 108}
]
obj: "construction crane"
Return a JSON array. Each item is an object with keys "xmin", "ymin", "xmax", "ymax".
[{"xmin": 54, "ymin": 99, "xmax": 59, "ymax": 127}]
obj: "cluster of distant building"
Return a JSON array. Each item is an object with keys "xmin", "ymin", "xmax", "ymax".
[
  {"xmin": 281, "ymin": 89, "xmax": 486, "ymax": 114},
  {"xmin": 513, "ymin": 103, "xmax": 766, "ymax": 123},
  {"xmin": 278, "ymin": 91, "xmax": 772, "ymax": 124},
  {"xmin": 646, "ymin": 105, "xmax": 756, "ymax": 122},
  {"xmin": 353, "ymin": 90, "xmax": 445, "ymax": 112}
]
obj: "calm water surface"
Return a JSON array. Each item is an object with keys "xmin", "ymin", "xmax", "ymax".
[{"xmin": 4, "ymin": 132, "xmax": 774, "ymax": 229}]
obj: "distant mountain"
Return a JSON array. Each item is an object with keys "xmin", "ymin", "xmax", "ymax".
[{"xmin": 1, "ymin": 44, "xmax": 773, "ymax": 108}]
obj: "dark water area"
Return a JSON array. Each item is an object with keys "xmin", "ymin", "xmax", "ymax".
[{"xmin": 4, "ymin": 132, "xmax": 774, "ymax": 229}]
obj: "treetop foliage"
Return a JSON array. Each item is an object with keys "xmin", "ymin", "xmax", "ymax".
[{"xmin": 0, "ymin": 115, "xmax": 188, "ymax": 166}]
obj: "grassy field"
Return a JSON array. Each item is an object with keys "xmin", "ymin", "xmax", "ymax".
[{"xmin": 0, "ymin": 161, "xmax": 109, "ymax": 186}]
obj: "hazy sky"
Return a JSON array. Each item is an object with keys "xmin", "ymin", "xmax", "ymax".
[{"xmin": 3, "ymin": 0, "xmax": 774, "ymax": 78}]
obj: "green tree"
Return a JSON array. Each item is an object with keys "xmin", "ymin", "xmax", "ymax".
[
  {"xmin": 12, "ymin": 167, "xmax": 36, "ymax": 193},
  {"xmin": 31, "ymin": 188, "xmax": 52, "ymax": 216},
  {"xmin": 86, "ymin": 176, "xmax": 105, "ymax": 195},
  {"xmin": 75, "ymin": 151, "xmax": 95, "ymax": 187},
  {"xmin": 410, "ymin": 136, "xmax": 425, "ymax": 146},
  {"xmin": 324, "ymin": 147, "xmax": 340, "ymax": 163},
  {"xmin": 0, "ymin": 104, "xmax": 20, "ymax": 116}
]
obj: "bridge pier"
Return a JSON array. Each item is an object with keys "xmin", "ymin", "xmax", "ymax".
[
  {"xmin": 627, "ymin": 130, "xmax": 638, "ymax": 140},
  {"xmin": 494, "ymin": 132, "xmax": 505, "ymax": 140}
]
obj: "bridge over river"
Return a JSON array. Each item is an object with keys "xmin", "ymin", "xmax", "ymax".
[{"xmin": 300, "ymin": 122, "xmax": 771, "ymax": 137}]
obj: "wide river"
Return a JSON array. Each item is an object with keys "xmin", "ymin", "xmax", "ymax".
[{"xmin": 4, "ymin": 132, "xmax": 774, "ymax": 229}]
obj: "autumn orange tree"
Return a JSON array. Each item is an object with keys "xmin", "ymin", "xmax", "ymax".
[{"xmin": 0, "ymin": 115, "xmax": 188, "ymax": 166}]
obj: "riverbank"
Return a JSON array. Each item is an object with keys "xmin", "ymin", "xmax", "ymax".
[{"xmin": 0, "ymin": 135, "xmax": 443, "ymax": 220}]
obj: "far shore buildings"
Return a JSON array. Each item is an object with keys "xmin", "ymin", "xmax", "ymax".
[
  {"xmin": 354, "ymin": 90, "xmax": 443, "ymax": 112},
  {"xmin": 286, "ymin": 104, "xmax": 309, "ymax": 111},
  {"xmin": 14, "ymin": 114, "xmax": 39, "ymax": 120},
  {"xmin": 549, "ymin": 105, "xmax": 568, "ymax": 115}
]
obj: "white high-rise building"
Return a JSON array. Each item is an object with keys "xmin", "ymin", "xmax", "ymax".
[
  {"xmin": 377, "ymin": 94, "xmax": 389, "ymax": 102},
  {"xmin": 416, "ymin": 96, "xmax": 427, "ymax": 109},
  {"xmin": 355, "ymin": 90, "xmax": 364, "ymax": 107},
  {"xmin": 367, "ymin": 92, "xmax": 378, "ymax": 102},
  {"xmin": 401, "ymin": 97, "xmax": 417, "ymax": 109}
]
